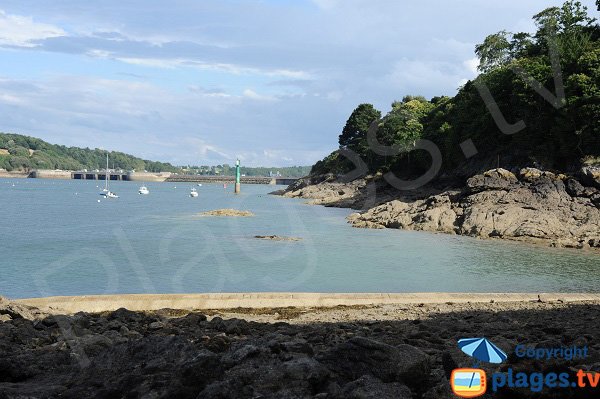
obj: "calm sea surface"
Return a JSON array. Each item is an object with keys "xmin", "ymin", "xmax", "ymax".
[{"xmin": 1, "ymin": 178, "xmax": 599, "ymax": 298}]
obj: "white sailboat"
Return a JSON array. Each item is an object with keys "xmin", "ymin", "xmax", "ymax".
[
  {"xmin": 99, "ymin": 154, "xmax": 119, "ymax": 199},
  {"xmin": 190, "ymin": 187, "xmax": 199, "ymax": 197}
]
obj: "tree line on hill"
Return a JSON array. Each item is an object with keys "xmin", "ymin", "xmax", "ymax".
[
  {"xmin": 0, "ymin": 133, "xmax": 311, "ymax": 177},
  {"xmin": 0, "ymin": 133, "xmax": 179, "ymax": 173},
  {"xmin": 312, "ymin": 1, "xmax": 600, "ymax": 179}
]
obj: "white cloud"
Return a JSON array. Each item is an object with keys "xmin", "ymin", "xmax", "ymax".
[
  {"xmin": 0, "ymin": 93, "xmax": 25, "ymax": 105},
  {"xmin": 266, "ymin": 69, "xmax": 312, "ymax": 79},
  {"xmin": 0, "ymin": 10, "xmax": 65, "ymax": 47},
  {"xmin": 116, "ymin": 56, "xmax": 183, "ymax": 69},
  {"xmin": 464, "ymin": 57, "xmax": 480, "ymax": 76},
  {"xmin": 242, "ymin": 89, "xmax": 277, "ymax": 102},
  {"xmin": 388, "ymin": 59, "xmax": 463, "ymax": 91},
  {"xmin": 90, "ymin": 51, "xmax": 311, "ymax": 80},
  {"xmin": 184, "ymin": 137, "xmax": 231, "ymax": 160},
  {"xmin": 311, "ymin": 0, "xmax": 341, "ymax": 10}
]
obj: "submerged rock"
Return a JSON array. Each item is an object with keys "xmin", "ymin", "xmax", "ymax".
[
  {"xmin": 199, "ymin": 209, "xmax": 255, "ymax": 217},
  {"xmin": 254, "ymin": 235, "xmax": 302, "ymax": 241}
]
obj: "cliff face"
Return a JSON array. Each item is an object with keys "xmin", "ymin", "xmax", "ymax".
[{"xmin": 281, "ymin": 168, "xmax": 600, "ymax": 250}]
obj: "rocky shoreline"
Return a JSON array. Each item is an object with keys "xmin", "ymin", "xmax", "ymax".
[
  {"xmin": 280, "ymin": 167, "xmax": 600, "ymax": 250},
  {"xmin": 2, "ymin": 296, "xmax": 600, "ymax": 398}
]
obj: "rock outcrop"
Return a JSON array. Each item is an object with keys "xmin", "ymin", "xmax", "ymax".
[
  {"xmin": 282, "ymin": 178, "xmax": 366, "ymax": 207},
  {"xmin": 282, "ymin": 168, "xmax": 600, "ymax": 249},
  {"xmin": 0, "ymin": 296, "xmax": 47, "ymax": 321},
  {"xmin": 199, "ymin": 209, "xmax": 255, "ymax": 217}
]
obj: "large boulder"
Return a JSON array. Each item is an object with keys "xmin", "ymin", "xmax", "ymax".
[
  {"xmin": 348, "ymin": 196, "xmax": 458, "ymax": 234},
  {"xmin": 466, "ymin": 168, "xmax": 518, "ymax": 193}
]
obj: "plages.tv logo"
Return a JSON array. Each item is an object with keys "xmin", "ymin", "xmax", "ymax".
[{"xmin": 450, "ymin": 337, "xmax": 508, "ymax": 398}]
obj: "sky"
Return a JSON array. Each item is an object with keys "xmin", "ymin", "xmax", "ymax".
[{"xmin": 0, "ymin": 0, "xmax": 596, "ymax": 167}]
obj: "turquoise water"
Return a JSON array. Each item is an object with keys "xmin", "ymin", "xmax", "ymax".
[{"xmin": 1, "ymin": 178, "xmax": 599, "ymax": 298}]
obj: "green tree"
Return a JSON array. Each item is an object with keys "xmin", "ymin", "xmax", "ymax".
[
  {"xmin": 475, "ymin": 31, "xmax": 513, "ymax": 72},
  {"xmin": 338, "ymin": 104, "xmax": 382, "ymax": 155}
]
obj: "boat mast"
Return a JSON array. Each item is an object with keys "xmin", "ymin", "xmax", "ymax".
[{"xmin": 105, "ymin": 153, "xmax": 109, "ymax": 191}]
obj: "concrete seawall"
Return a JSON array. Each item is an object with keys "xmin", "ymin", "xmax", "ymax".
[
  {"xmin": 30, "ymin": 170, "xmax": 72, "ymax": 179},
  {"xmin": 15, "ymin": 292, "xmax": 600, "ymax": 314},
  {"xmin": 0, "ymin": 171, "xmax": 29, "ymax": 178},
  {"xmin": 126, "ymin": 172, "xmax": 172, "ymax": 182}
]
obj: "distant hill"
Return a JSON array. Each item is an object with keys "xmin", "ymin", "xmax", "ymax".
[
  {"xmin": 0, "ymin": 133, "xmax": 180, "ymax": 173},
  {"xmin": 0, "ymin": 133, "xmax": 312, "ymax": 177}
]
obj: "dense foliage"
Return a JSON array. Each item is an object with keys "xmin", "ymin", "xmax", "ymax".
[
  {"xmin": 0, "ymin": 133, "xmax": 178, "ymax": 172},
  {"xmin": 313, "ymin": 1, "xmax": 600, "ymax": 177}
]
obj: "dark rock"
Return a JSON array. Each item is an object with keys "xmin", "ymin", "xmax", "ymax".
[
  {"xmin": 148, "ymin": 321, "xmax": 164, "ymax": 330},
  {"xmin": 222, "ymin": 344, "xmax": 261, "ymax": 366},
  {"xmin": 466, "ymin": 168, "xmax": 518, "ymax": 193},
  {"xmin": 178, "ymin": 349, "xmax": 223, "ymax": 386},
  {"xmin": 106, "ymin": 308, "xmax": 144, "ymax": 324},
  {"xmin": 204, "ymin": 334, "xmax": 231, "ymax": 353},
  {"xmin": 224, "ymin": 318, "xmax": 250, "ymax": 335},
  {"xmin": 441, "ymin": 351, "xmax": 459, "ymax": 379},
  {"xmin": 565, "ymin": 178, "xmax": 586, "ymax": 197},
  {"xmin": 591, "ymin": 193, "xmax": 600, "ymax": 208},
  {"xmin": 41, "ymin": 314, "xmax": 71, "ymax": 327},
  {"xmin": 318, "ymin": 337, "xmax": 430, "ymax": 386},
  {"xmin": 184, "ymin": 312, "xmax": 207, "ymax": 322},
  {"xmin": 209, "ymin": 316, "xmax": 226, "ymax": 331},
  {"xmin": 422, "ymin": 381, "xmax": 454, "ymax": 399},
  {"xmin": 102, "ymin": 329, "xmax": 127, "ymax": 345},
  {"xmin": 283, "ymin": 339, "xmax": 314, "ymax": 356},
  {"xmin": 69, "ymin": 334, "xmax": 114, "ymax": 356},
  {"xmin": 580, "ymin": 166, "xmax": 600, "ymax": 189},
  {"xmin": 105, "ymin": 319, "xmax": 123, "ymax": 330},
  {"xmin": 340, "ymin": 375, "xmax": 412, "ymax": 399},
  {"xmin": 531, "ymin": 178, "xmax": 568, "ymax": 199},
  {"xmin": 197, "ymin": 381, "xmax": 235, "ymax": 399},
  {"xmin": 282, "ymin": 357, "xmax": 329, "ymax": 386}
]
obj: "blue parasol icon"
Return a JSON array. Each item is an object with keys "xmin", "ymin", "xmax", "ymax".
[{"xmin": 458, "ymin": 337, "xmax": 507, "ymax": 364}]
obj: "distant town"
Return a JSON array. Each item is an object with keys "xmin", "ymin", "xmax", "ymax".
[{"xmin": 178, "ymin": 165, "xmax": 310, "ymax": 178}]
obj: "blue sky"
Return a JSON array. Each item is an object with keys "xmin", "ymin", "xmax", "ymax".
[{"xmin": 0, "ymin": 0, "xmax": 596, "ymax": 166}]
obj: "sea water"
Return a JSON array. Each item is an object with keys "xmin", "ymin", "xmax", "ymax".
[{"xmin": 1, "ymin": 178, "xmax": 599, "ymax": 298}]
